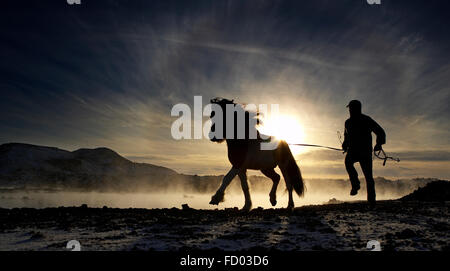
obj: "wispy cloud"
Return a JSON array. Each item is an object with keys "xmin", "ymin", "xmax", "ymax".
[{"xmin": 0, "ymin": 0, "xmax": 449, "ymax": 179}]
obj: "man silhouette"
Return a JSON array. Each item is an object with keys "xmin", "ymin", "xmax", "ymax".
[{"xmin": 342, "ymin": 100, "xmax": 385, "ymax": 205}]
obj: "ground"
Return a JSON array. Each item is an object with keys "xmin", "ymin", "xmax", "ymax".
[{"xmin": 0, "ymin": 200, "xmax": 448, "ymax": 251}]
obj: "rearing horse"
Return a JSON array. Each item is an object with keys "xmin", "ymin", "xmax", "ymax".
[{"xmin": 208, "ymin": 98, "xmax": 305, "ymax": 211}]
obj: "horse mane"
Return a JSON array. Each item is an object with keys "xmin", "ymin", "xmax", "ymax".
[
  {"xmin": 210, "ymin": 97, "xmax": 234, "ymax": 104},
  {"xmin": 210, "ymin": 97, "xmax": 262, "ymax": 119}
]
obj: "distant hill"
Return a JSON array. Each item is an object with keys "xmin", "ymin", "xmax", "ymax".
[
  {"xmin": 0, "ymin": 143, "xmax": 444, "ymax": 196},
  {"xmin": 401, "ymin": 180, "xmax": 450, "ymax": 201},
  {"xmin": 0, "ymin": 143, "xmax": 178, "ymax": 191}
]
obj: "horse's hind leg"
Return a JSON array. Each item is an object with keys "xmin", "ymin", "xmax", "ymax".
[
  {"xmin": 238, "ymin": 169, "xmax": 252, "ymax": 211},
  {"xmin": 287, "ymin": 187, "xmax": 294, "ymax": 210},
  {"xmin": 210, "ymin": 167, "xmax": 239, "ymax": 205},
  {"xmin": 279, "ymin": 165, "xmax": 295, "ymax": 210},
  {"xmin": 261, "ymin": 168, "xmax": 280, "ymax": 206}
]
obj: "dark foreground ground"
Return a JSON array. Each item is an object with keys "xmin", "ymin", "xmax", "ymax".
[{"xmin": 0, "ymin": 200, "xmax": 448, "ymax": 251}]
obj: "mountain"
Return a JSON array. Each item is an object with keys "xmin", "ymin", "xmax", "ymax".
[
  {"xmin": 0, "ymin": 143, "xmax": 444, "ymax": 196},
  {"xmin": 401, "ymin": 180, "xmax": 450, "ymax": 201},
  {"xmin": 0, "ymin": 143, "xmax": 178, "ymax": 191}
]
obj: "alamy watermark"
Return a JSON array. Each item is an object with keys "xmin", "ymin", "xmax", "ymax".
[
  {"xmin": 367, "ymin": 240, "xmax": 381, "ymax": 251},
  {"xmin": 170, "ymin": 96, "xmax": 280, "ymax": 150},
  {"xmin": 367, "ymin": 0, "xmax": 381, "ymax": 5},
  {"xmin": 66, "ymin": 240, "xmax": 81, "ymax": 251}
]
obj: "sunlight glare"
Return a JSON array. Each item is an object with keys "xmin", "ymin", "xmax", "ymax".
[{"xmin": 258, "ymin": 114, "xmax": 306, "ymax": 155}]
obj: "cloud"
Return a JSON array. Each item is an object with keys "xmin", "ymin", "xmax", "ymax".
[
  {"xmin": 298, "ymin": 150, "xmax": 450, "ymax": 163},
  {"xmin": 391, "ymin": 151, "xmax": 450, "ymax": 162},
  {"xmin": 0, "ymin": 0, "xmax": 449, "ymax": 179}
]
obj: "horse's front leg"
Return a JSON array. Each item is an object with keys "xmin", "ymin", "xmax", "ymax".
[
  {"xmin": 238, "ymin": 169, "xmax": 252, "ymax": 212},
  {"xmin": 209, "ymin": 167, "xmax": 239, "ymax": 205}
]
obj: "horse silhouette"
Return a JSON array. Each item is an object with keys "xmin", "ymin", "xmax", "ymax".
[{"xmin": 207, "ymin": 98, "xmax": 305, "ymax": 211}]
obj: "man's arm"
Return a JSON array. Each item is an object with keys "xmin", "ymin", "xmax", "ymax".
[
  {"xmin": 369, "ymin": 117, "xmax": 386, "ymax": 151},
  {"xmin": 342, "ymin": 120, "xmax": 349, "ymax": 152}
]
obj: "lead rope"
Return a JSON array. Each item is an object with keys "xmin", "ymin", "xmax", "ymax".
[
  {"xmin": 289, "ymin": 131, "xmax": 344, "ymax": 151},
  {"xmin": 288, "ymin": 130, "xmax": 400, "ymax": 166},
  {"xmin": 374, "ymin": 149, "xmax": 400, "ymax": 166},
  {"xmin": 288, "ymin": 143, "xmax": 343, "ymax": 151}
]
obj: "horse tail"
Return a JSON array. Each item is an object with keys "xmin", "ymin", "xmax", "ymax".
[{"xmin": 279, "ymin": 140, "xmax": 306, "ymax": 197}]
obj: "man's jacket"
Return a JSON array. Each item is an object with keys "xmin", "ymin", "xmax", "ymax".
[{"xmin": 343, "ymin": 114, "xmax": 386, "ymax": 154}]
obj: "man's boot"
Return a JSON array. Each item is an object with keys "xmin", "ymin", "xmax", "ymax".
[
  {"xmin": 367, "ymin": 185, "xmax": 376, "ymax": 207},
  {"xmin": 350, "ymin": 178, "xmax": 360, "ymax": 196}
]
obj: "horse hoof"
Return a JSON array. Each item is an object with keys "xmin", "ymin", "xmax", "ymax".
[
  {"xmin": 241, "ymin": 205, "xmax": 252, "ymax": 212},
  {"xmin": 209, "ymin": 197, "xmax": 220, "ymax": 205},
  {"xmin": 270, "ymin": 198, "xmax": 277, "ymax": 206},
  {"xmin": 209, "ymin": 193, "xmax": 224, "ymax": 205},
  {"xmin": 269, "ymin": 193, "xmax": 277, "ymax": 206},
  {"xmin": 241, "ymin": 202, "xmax": 252, "ymax": 212}
]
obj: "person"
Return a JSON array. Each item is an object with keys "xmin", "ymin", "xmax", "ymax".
[{"xmin": 342, "ymin": 100, "xmax": 385, "ymax": 205}]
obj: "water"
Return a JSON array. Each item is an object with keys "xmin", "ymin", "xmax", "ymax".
[{"xmin": 0, "ymin": 190, "xmax": 393, "ymax": 209}]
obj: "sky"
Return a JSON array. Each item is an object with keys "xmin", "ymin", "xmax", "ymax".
[{"xmin": 1, "ymin": 0, "xmax": 449, "ymax": 179}]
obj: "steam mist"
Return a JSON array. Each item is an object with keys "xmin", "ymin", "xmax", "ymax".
[{"xmin": 0, "ymin": 177, "xmax": 438, "ymax": 209}]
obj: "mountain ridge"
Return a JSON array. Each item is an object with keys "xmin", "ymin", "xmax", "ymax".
[
  {"xmin": 0, "ymin": 143, "xmax": 445, "ymax": 196},
  {"xmin": 0, "ymin": 142, "xmax": 178, "ymax": 191}
]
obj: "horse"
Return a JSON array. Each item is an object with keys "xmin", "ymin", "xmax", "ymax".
[{"xmin": 207, "ymin": 97, "xmax": 305, "ymax": 211}]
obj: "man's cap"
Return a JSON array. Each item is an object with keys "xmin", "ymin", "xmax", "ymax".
[{"xmin": 346, "ymin": 100, "xmax": 362, "ymax": 108}]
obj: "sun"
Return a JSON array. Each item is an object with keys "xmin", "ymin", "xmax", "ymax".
[{"xmin": 258, "ymin": 114, "xmax": 306, "ymax": 155}]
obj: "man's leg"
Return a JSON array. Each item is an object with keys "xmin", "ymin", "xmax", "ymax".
[
  {"xmin": 345, "ymin": 153, "xmax": 360, "ymax": 195},
  {"xmin": 360, "ymin": 155, "xmax": 376, "ymax": 204}
]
